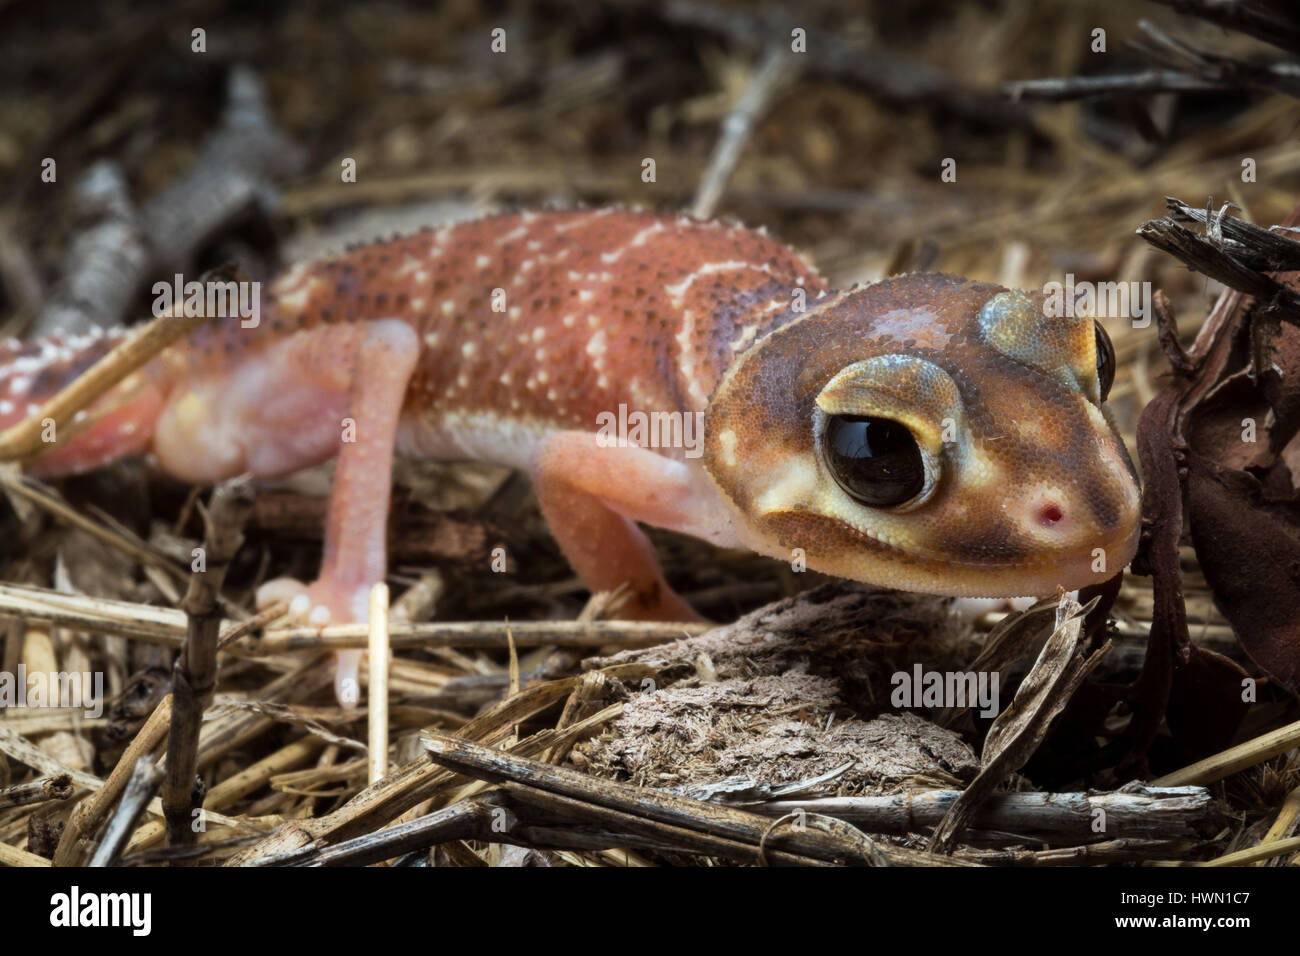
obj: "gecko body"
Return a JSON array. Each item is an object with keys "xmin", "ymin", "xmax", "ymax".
[{"xmin": 0, "ymin": 208, "xmax": 1141, "ymax": 701}]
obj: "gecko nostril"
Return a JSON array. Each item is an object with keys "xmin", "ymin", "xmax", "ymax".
[{"xmin": 1038, "ymin": 503, "xmax": 1064, "ymax": 526}]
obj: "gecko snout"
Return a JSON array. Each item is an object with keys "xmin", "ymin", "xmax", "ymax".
[{"xmin": 1006, "ymin": 465, "xmax": 1141, "ymax": 592}]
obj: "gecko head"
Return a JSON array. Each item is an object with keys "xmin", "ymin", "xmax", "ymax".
[{"xmin": 703, "ymin": 275, "xmax": 1141, "ymax": 598}]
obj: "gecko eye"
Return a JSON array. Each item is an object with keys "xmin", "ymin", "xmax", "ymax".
[
  {"xmin": 822, "ymin": 415, "xmax": 925, "ymax": 507},
  {"xmin": 1094, "ymin": 321, "xmax": 1115, "ymax": 401}
]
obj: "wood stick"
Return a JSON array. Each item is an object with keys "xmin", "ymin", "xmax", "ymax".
[
  {"xmin": 959, "ymin": 838, "xmax": 1191, "ymax": 866},
  {"xmin": 1005, "ymin": 71, "xmax": 1220, "ymax": 101},
  {"xmin": 257, "ymin": 784, "xmax": 837, "ymax": 868},
  {"xmin": 54, "ymin": 693, "xmax": 172, "ymax": 866},
  {"xmin": 691, "ymin": 42, "xmax": 796, "ymax": 220},
  {"xmin": 0, "ymin": 842, "xmax": 52, "ymax": 867},
  {"xmin": 1147, "ymin": 0, "xmax": 1300, "ymax": 57},
  {"xmin": 127, "ymin": 734, "xmax": 325, "ymax": 852},
  {"xmin": 754, "ymin": 785, "xmax": 1216, "ymax": 843},
  {"xmin": 256, "ymin": 798, "xmax": 496, "ymax": 867},
  {"xmin": 224, "ymin": 676, "xmax": 584, "ymax": 864},
  {"xmin": 254, "ymin": 618, "xmax": 707, "ymax": 652},
  {"xmin": 0, "ymin": 773, "xmax": 72, "ymax": 809},
  {"xmin": 0, "ymin": 706, "xmax": 253, "ymax": 864},
  {"xmin": 1201, "ymin": 834, "xmax": 1300, "ymax": 867},
  {"xmin": 88, "ymin": 757, "xmax": 164, "ymax": 867},
  {"xmin": 1255, "ymin": 784, "xmax": 1300, "ymax": 866},
  {"xmin": 216, "ymin": 602, "xmax": 287, "ymax": 650},
  {"xmin": 142, "ymin": 66, "xmax": 304, "ymax": 273},
  {"xmin": 162, "ymin": 477, "xmax": 254, "ymax": 852},
  {"xmin": 422, "ymin": 733, "xmax": 936, "ymax": 867},
  {"xmin": 0, "ymin": 581, "xmax": 707, "ymax": 649},
  {"xmin": 1163, "ymin": 197, "xmax": 1300, "ymax": 271},
  {"xmin": 1137, "ymin": 217, "xmax": 1300, "ymax": 326},
  {"xmin": 368, "ymin": 582, "xmax": 390, "ymax": 784},
  {"xmin": 0, "ymin": 711, "xmax": 107, "ymax": 736},
  {"xmin": 33, "ymin": 161, "xmax": 149, "ymax": 338},
  {"xmin": 500, "ymin": 783, "xmax": 839, "ymax": 866},
  {"xmin": 1154, "ymin": 718, "xmax": 1300, "ymax": 786}
]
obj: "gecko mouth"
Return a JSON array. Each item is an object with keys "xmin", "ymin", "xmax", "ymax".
[{"xmin": 754, "ymin": 506, "xmax": 1141, "ymax": 599}]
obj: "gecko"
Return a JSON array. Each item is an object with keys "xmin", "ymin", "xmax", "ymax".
[{"xmin": 0, "ymin": 207, "xmax": 1141, "ymax": 703}]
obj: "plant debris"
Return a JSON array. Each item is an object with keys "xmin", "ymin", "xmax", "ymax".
[{"xmin": 0, "ymin": 0, "xmax": 1299, "ymax": 870}]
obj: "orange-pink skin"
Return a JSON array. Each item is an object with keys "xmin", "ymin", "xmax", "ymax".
[
  {"xmin": 0, "ymin": 210, "xmax": 830, "ymax": 698},
  {"xmin": 167, "ymin": 207, "xmax": 825, "ymax": 461},
  {"xmin": 0, "ymin": 208, "xmax": 1141, "ymax": 692}
]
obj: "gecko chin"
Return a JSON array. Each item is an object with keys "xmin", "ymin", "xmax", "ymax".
[{"xmin": 793, "ymin": 516, "xmax": 1141, "ymax": 599}]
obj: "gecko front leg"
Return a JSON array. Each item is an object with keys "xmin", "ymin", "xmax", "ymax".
[
  {"xmin": 257, "ymin": 318, "xmax": 419, "ymax": 705},
  {"xmin": 531, "ymin": 432, "xmax": 741, "ymax": 622}
]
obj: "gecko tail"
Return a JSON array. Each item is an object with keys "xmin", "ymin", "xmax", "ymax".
[{"xmin": 0, "ymin": 330, "xmax": 167, "ymax": 476}]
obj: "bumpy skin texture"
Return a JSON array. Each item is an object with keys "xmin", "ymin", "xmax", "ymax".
[
  {"xmin": 157, "ymin": 207, "xmax": 825, "ymax": 480},
  {"xmin": 0, "ymin": 208, "xmax": 1141, "ymax": 633}
]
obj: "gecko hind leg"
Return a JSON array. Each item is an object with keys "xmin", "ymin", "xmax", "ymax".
[{"xmin": 256, "ymin": 318, "xmax": 419, "ymax": 706}]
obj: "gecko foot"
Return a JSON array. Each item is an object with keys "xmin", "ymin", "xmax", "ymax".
[
  {"xmin": 256, "ymin": 576, "xmax": 367, "ymax": 707},
  {"xmin": 619, "ymin": 584, "xmax": 709, "ymax": 623}
]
